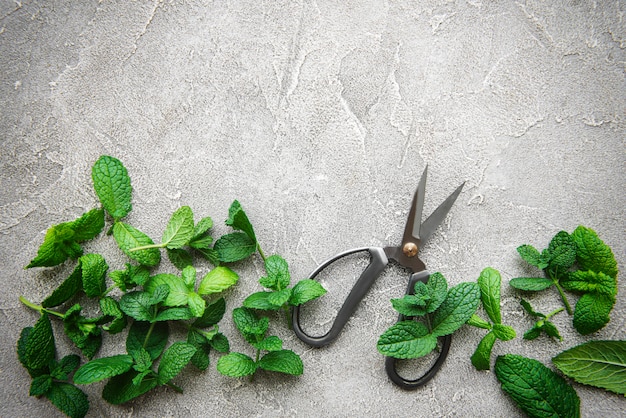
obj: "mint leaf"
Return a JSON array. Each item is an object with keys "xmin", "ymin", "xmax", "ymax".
[
  {"xmin": 257, "ymin": 350, "xmax": 303, "ymax": 375},
  {"xmin": 254, "ymin": 335, "xmax": 283, "ymax": 352},
  {"xmin": 466, "ymin": 314, "xmax": 491, "ymax": 330},
  {"xmin": 187, "ymin": 293, "xmax": 206, "ymax": 318},
  {"xmin": 547, "ymin": 231, "xmax": 577, "ymax": 270},
  {"xmin": 30, "ymin": 375, "xmax": 53, "ymax": 396},
  {"xmin": 232, "ymin": 307, "xmax": 269, "ymax": 338},
  {"xmin": 126, "ymin": 321, "xmax": 168, "ymax": 361},
  {"xmin": 471, "ymin": 331, "xmax": 496, "ymax": 371},
  {"xmin": 376, "ymin": 321, "xmax": 437, "ymax": 359},
  {"xmin": 520, "ymin": 299, "xmax": 545, "ymax": 318},
  {"xmin": 145, "ymin": 274, "xmax": 189, "ymax": 307},
  {"xmin": 79, "ymin": 253, "xmax": 108, "ymax": 298},
  {"xmin": 73, "ymin": 354, "xmax": 134, "ymax": 384},
  {"xmin": 509, "ymin": 277, "xmax": 553, "ymax": 291},
  {"xmin": 42, "ymin": 264, "xmax": 82, "ymax": 308},
  {"xmin": 192, "ymin": 297, "xmax": 226, "ymax": 328},
  {"xmin": 425, "ymin": 272, "xmax": 448, "ymax": 313},
  {"xmin": 477, "ymin": 267, "xmax": 502, "ymax": 324},
  {"xmin": 217, "ymin": 352, "xmax": 257, "ymax": 377},
  {"xmin": 517, "ymin": 244, "xmax": 549, "ymax": 269},
  {"xmin": 492, "ymin": 324, "xmax": 516, "ymax": 341},
  {"xmin": 102, "ymin": 370, "xmax": 158, "ymax": 405},
  {"xmin": 290, "ymin": 279, "xmax": 327, "ymax": 306},
  {"xmin": 198, "ymin": 266, "xmax": 239, "ymax": 295},
  {"xmin": 214, "ymin": 232, "xmax": 257, "ymax": 263},
  {"xmin": 260, "ymin": 255, "xmax": 290, "ymax": 290},
  {"xmin": 553, "ymin": 340, "xmax": 626, "ymax": 395},
  {"xmin": 431, "ymin": 282, "xmax": 480, "ymax": 337},
  {"xmin": 119, "ymin": 291, "xmax": 158, "ymax": 322},
  {"xmin": 92, "ymin": 155, "xmax": 132, "ymax": 221},
  {"xmin": 561, "ymin": 270, "xmax": 616, "ymax": 297},
  {"xmin": 495, "ymin": 354, "xmax": 580, "ymax": 418},
  {"xmin": 192, "ymin": 216, "xmax": 213, "ymax": 237},
  {"xmin": 162, "ymin": 206, "xmax": 195, "ymax": 249},
  {"xmin": 50, "ymin": 355, "xmax": 80, "ymax": 381},
  {"xmin": 20, "ymin": 314, "xmax": 55, "ymax": 373},
  {"xmin": 267, "ymin": 288, "xmax": 292, "ymax": 307},
  {"xmin": 571, "ymin": 226, "xmax": 617, "ymax": 278},
  {"xmin": 45, "ymin": 382, "xmax": 89, "ymax": 418},
  {"xmin": 226, "ymin": 200, "xmax": 256, "ymax": 242},
  {"xmin": 157, "ymin": 342, "xmax": 196, "ymax": 385},
  {"xmin": 63, "ymin": 304, "xmax": 102, "ymax": 359},
  {"xmin": 113, "ymin": 222, "xmax": 161, "ymax": 266},
  {"xmin": 99, "ymin": 297, "xmax": 127, "ymax": 334},
  {"xmin": 391, "ymin": 273, "xmax": 447, "ymax": 317},
  {"xmin": 242, "ymin": 291, "xmax": 279, "ymax": 310},
  {"xmin": 167, "ymin": 248, "xmax": 193, "ymax": 269},
  {"xmin": 154, "ymin": 307, "xmax": 194, "ymax": 322},
  {"xmin": 572, "ymin": 292, "xmax": 615, "ymax": 335}
]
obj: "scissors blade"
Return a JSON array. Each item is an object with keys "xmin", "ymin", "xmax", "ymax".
[
  {"xmin": 419, "ymin": 181, "xmax": 465, "ymax": 244},
  {"xmin": 403, "ymin": 166, "xmax": 428, "ymax": 244}
]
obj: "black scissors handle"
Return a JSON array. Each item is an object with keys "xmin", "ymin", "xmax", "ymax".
[
  {"xmin": 292, "ymin": 247, "xmax": 388, "ymax": 347},
  {"xmin": 385, "ymin": 271, "xmax": 451, "ymax": 390}
]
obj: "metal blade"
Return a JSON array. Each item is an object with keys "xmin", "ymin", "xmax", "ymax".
[
  {"xmin": 403, "ymin": 166, "xmax": 428, "ymax": 244},
  {"xmin": 419, "ymin": 181, "xmax": 465, "ymax": 244}
]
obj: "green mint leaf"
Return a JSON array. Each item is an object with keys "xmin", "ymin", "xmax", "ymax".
[
  {"xmin": 30, "ymin": 375, "xmax": 53, "ymax": 396},
  {"xmin": 99, "ymin": 297, "xmax": 127, "ymax": 334},
  {"xmin": 214, "ymin": 232, "xmax": 257, "ymax": 263},
  {"xmin": 154, "ymin": 307, "xmax": 194, "ymax": 322},
  {"xmin": 471, "ymin": 331, "xmax": 496, "ymax": 371},
  {"xmin": 523, "ymin": 326, "xmax": 542, "ymax": 340},
  {"xmin": 157, "ymin": 342, "xmax": 197, "ymax": 385},
  {"xmin": 260, "ymin": 254, "xmax": 290, "ymax": 290},
  {"xmin": 50, "ymin": 355, "xmax": 81, "ymax": 381},
  {"xmin": 62, "ymin": 304, "xmax": 102, "ymax": 359},
  {"xmin": 377, "ymin": 321, "xmax": 438, "ymax": 359},
  {"xmin": 187, "ymin": 292, "xmax": 206, "ymax": 318},
  {"xmin": 391, "ymin": 294, "xmax": 429, "ymax": 317},
  {"xmin": 79, "ymin": 253, "xmax": 108, "ymax": 298},
  {"xmin": 243, "ymin": 291, "xmax": 281, "ymax": 310},
  {"xmin": 102, "ymin": 370, "xmax": 158, "ymax": 405},
  {"xmin": 226, "ymin": 200, "xmax": 256, "ymax": 242},
  {"xmin": 517, "ymin": 244, "xmax": 549, "ymax": 269},
  {"xmin": 27, "ymin": 222, "xmax": 80, "ymax": 268},
  {"xmin": 494, "ymin": 354, "xmax": 580, "ymax": 418},
  {"xmin": 572, "ymin": 292, "xmax": 615, "ymax": 335},
  {"xmin": 195, "ymin": 247, "xmax": 220, "ymax": 265},
  {"xmin": 45, "ymin": 382, "xmax": 89, "ymax": 418},
  {"xmin": 92, "ymin": 155, "xmax": 132, "ymax": 221},
  {"xmin": 561, "ymin": 270, "xmax": 616, "ymax": 297},
  {"xmin": 267, "ymin": 288, "xmax": 292, "ymax": 307},
  {"xmin": 520, "ymin": 299, "xmax": 545, "ymax": 318},
  {"xmin": 425, "ymin": 272, "xmax": 448, "ymax": 313},
  {"xmin": 145, "ymin": 273, "xmax": 189, "ymax": 307},
  {"xmin": 209, "ymin": 333, "xmax": 230, "ymax": 353},
  {"xmin": 24, "ymin": 314, "xmax": 55, "ymax": 372},
  {"xmin": 69, "ymin": 208, "xmax": 105, "ymax": 242},
  {"xmin": 17, "ymin": 328, "xmax": 38, "ymax": 377},
  {"xmin": 542, "ymin": 321, "xmax": 563, "ymax": 341},
  {"xmin": 181, "ymin": 265, "xmax": 196, "ymax": 288},
  {"xmin": 477, "ymin": 267, "xmax": 502, "ymax": 324},
  {"xmin": 42, "ymin": 264, "xmax": 82, "ymax": 308},
  {"xmin": 492, "ymin": 324, "xmax": 516, "ymax": 341},
  {"xmin": 198, "ymin": 266, "xmax": 239, "ymax": 295},
  {"xmin": 113, "ymin": 222, "xmax": 161, "ymax": 266},
  {"xmin": 258, "ymin": 349, "xmax": 304, "ymax": 375},
  {"xmin": 546, "ymin": 231, "xmax": 577, "ymax": 271},
  {"xmin": 73, "ymin": 354, "xmax": 134, "ymax": 384},
  {"xmin": 167, "ymin": 248, "xmax": 193, "ymax": 270},
  {"xmin": 254, "ymin": 335, "xmax": 283, "ymax": 352},
  {"xmin": 552, "ymin": 340, "xmax": 626, "ymax": 395},
  {"xmin": 509, "ymin": 277, "xmax": 554, "ymax": 291},
  {"xmin": 431, "ymin": 282, "xmax": 480, "ymax": 337},
  {"xmin": 162, "ymin": 206, "xmax": 195, "ymax": 249},
  {"xmin": 193, "ymin": 297, "xmax": 226, "ymax": 328},
  {"xmin": 290, "ymin": 279, "xmax": 327, "ymax": 306},
  {"xmin": 193, "ymin": 216, "xmax": 213, "ymax": 237},
  {"xmin": 217, "ymin": 352, "xmax": 257, "ymax": 377},
  {"xmin": 109, "ymin": 263, "xmax": 149, "ymax": 291},
  {"xmin": 466, "ymin": 314, "xmax": 492, "ymax": 330},
  {"xmin": 232, "ymin": 307, "xmax": 269, "ymax": 341},
  {"xmin": 119, "ymin": 291, "xmax": 157, "ymax": 322},
  {"xmin": 572, "ymin": 226, "xmax": 617, "ymax": 278},
  {"xmin": 126, "ymin": 321, "xmax": 168, "ymax": 361},
  {"xmin": 131, "ymin": 348, "xmax": 154, "ymax": 373},
  {"xmin": 187, "ymin": 330, "xmax": 211, "ymax": 371}
]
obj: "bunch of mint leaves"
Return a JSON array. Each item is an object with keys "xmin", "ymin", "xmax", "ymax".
[{"xmin": 18, "ymin": 155, "xmax": 326, "ymax": 418}]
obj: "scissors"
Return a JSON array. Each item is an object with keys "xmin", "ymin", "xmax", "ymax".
[{"xmin": 292, "ymin": 166, "xmax": 464, "ymax": 390}]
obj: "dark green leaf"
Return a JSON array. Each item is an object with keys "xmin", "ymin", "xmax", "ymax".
[
  {"xmin": 572, "ymin": 292, "xmax": 615, "ymax": 335},
  {"xmin": 154, "ymin": 307, "xmax": 194, "ymax": 322},
  {"xmin": 68, "ymin": 208, "xmax": 106, "ymax": 242},
  {"xmin": 520, "ymin": 299, "xmax": 545, "ymax": 318},
  {"xmin": 63, "ymin": 305, "xmax": 102, "ymax": 359},
  {"xmin": 126, "ymin": 321, "xmax": 168, "ymax": 361},
  {"xmin": 290, "ymin": 279, "xmax": 327, "ymax": 306},
  {"xmin": 209, "ymin": 333, "xmax": 229, "ymax": 353},
  {"xmin": 553, "ymin": 340, "xmax": 626, "ymax": 395},
  {"xmin": 232, "ymin": 307, "xmax": 269, "ymax": 338},
  {"xmin": 495, "ymin": 354, "xmax": 580, "ymax": 418},
  {"xmin": 73, "ymin": 354, "xmax": 133, "ymax": 384},
  {"xmin": 79, "ymin": 253, "xmax": 108, "ymax": 298},
  {"xmin": 193, "ymin": 216, "xmax": 213, "ymax": 237},
  {"xmin": 113, "ymin": 222, "xmax": 161, "ymax": 266},
  {"xmin": 225, "ymin": 200, "xmax": 256, "ymax": 242},
  {"xmin": 92, "ymin": 155, "xmax": 132, "ymax": 221},
  {"xmin": 23, "ymin": 314, "xmax": 55, "ymax": 371},
  {"xmin": 51, "ymin": 355, "xmax": 81, "ymax": 381},
  {"xmin": 377, "ymin": 321, "xmax": 437, "ymax": 359},
  {"xmin": 131, "ymin": 348, "xmax": 153, "ymax": 373},
  {"xmin": 188, "ymin": 330, "xmax": 211, "ymax": 371},
  {"xmin": 216, "ymin": 352, "xmax": 257, "ymax": 377},
  {"xmin": 102, "ymin": 370, "xmax": 158, "ymax": 405},
  {"xmin": 167, "ymin": 248, "xmax": 193, "ymax": 270},
  {"xmin": 214, "ymin": 232, "xmax": 257, "ymax": 263},
  {"xmin": 42, "ymin": 264, "xmax": 83, "ymax": 308},
  {"xmin": 193, "ymin": 297, "xmax": 226, "ymax": 328},
  {"xmin": 162, "ymin": 206, "xmax": 195, "ymax": 249},
  {"xmin": 509, "ymin": 277, "xmax": 554, "ymax": 291},
  {"xmin": 119, "ymin": 291, "xmax": 156, "ymax": 322},
  {"xmin": 260, "ymin": 254, "xmax": 290, "ymax": 290},
  {"xmin": 157, "ymin": 342, "xmax": 197, "ymax": 384},
  {"xmin": 547, "ymin": 231, "xmax": 577, "ymax": 270},
  {"xmin": 45, "ymin": 382, "xmax": 89, "ymax": 418},
  {"xmin": 542, "ymin": 321, "xmax": 562, "ymax": 341},
  {"xmin": 517, "ymin": 244, "xmax": 549, "ymax": 269},
  {"xmin": 30, "ymin": 375, "xmax": 53, "ymax": 396},
  {"xmin": 258, "ymin": 350, "xmax": 303, "ymax": 375},
  {"xmin": 471, "ymin": 331, "xmax": 496, "ymax": 371},
  {"xmin": 431, "ymin": 282, "xmax": 480, "ymax": 337},
  {"xmin": 99, "ymin": 297, "xmax": 127, "ymax": 334},
  {"xmin": 27, "ymin": 223, "xmax": 80, "ymax": 268},
  {"xmin": 477, "ymin": 267, "xmax": 502, "ymax": 324},
  {"xmin": 425, "ymin": 272, "xmax": 448, "ymax": 313},
  {"xmin": 523, "ymin": 326, "xmax": 542, "ymax": 340},
  {"xmin": 571, "ymin": 226, "xmax": 617, "ymax": 278}
]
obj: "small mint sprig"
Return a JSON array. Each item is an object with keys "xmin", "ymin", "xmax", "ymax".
[{"xmin": 520, "ymin": 299, "xmax": 564, "ymax": 341}]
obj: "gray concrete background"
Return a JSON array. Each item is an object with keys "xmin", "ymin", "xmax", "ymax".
[{"xmin": 1, "ymin": 1, "xmax": 624, "ymax": 417}]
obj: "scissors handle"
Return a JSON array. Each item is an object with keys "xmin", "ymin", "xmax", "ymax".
[
  {"xmin": 292, "ymin": 247, "xmax": 388, "ymax": 347},
  {"xmin": 385, "ymin": 271, "xmax": 451, "ymax": 390}
]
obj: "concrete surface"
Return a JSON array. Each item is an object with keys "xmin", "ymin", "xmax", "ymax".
[{"xmin": 1, "ymin": 1, "xmax": 624, "ymax": 417}]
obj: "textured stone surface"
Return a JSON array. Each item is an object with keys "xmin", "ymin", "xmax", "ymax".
[{"xmin": 1, "ymin": 1, "xmax": 624, "ymax": 416}]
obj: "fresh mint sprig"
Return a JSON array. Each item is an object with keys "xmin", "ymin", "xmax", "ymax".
[{"xmin": 520, "ymin": 299, "xmax": 564, "ymax": 341}]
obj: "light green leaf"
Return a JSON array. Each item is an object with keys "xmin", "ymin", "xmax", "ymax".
[
  {"xmin": 492, "ymin": 324, "xmax": 516, "ymax": 341},
  {"xmin": 267, "ymin": 288, "xmax": 292, "ymax": 307},
  {"xmin": 162, "ymin": 206, "xmax": 195, "ymax": 249},
  {"xmin": 509, "ymin": 277, "xmax": 554, "ymax": 291},
  {"xmin": 290, "ymin": 279, "xmax": 327, "ymax": 306},
  {"xmin": 216, "ymin": 352, "xmax": 257, "ymax": 377},
  {"xmin": 377, "ymin": 321, "xmax": 438, "ymax": 359},
  {"xmin": 561, "ymin": 270, "xmax": 617, "ymax": 297},
  {"xmin": 69, "ymin": 208, "xmax": 106, "ymax": 242},
  {"xmin": 79, "ymin": 253, "xmax": 108, "ymax": 298},
  {"xmin": 145, "ymin": 274, "xmax": 189, "ymax": 307},
  {"xmin": 193, "ymin": 216, "xmax": 213, "ymax": 237},
  {"xmin": 431, "ymin": 282, "xmax": 480, "ymax": 337},
  {"xmin": 258, "ymin": 350, "xmax": 303, "ymax": 375},
  {"xmin": 466, "ymin": 314, "xmax": 492, "ymax": 330},
  {"xmin": 226, "ymin": 200, "xmax": 256, "ymax": 242},
  {"xmin": 167, "ymin": 248, "xmax": 193, "ymax": 270},
  {"xmin": 254, "ymin": 335, "xmax": 283, "ymax": 352},
  {"xmin": 471, "ymin": 331, "xmax": 496, "ymax": 371},
  {"xmin": 425, "ymin": 272, "xmax": 448, "ymax": 313},
  {"xmin": 243, "ymin": 292, "xmax": 281, "ymax": 310},
  {"xmin": 73, "ymin": 355, "xmax": 133, "ymax": 384},
  {"xmin": 92, "ymin": 155, "xmax": 132, "ymax": 221},
  {"xmin": 154, "ymin": 307, "xmax": 194, "ymax": 322},
  {"xmin": 157, "ymin": 342, "xmax": 197, "ymax": 384},
  {"xmin": 260, "ymin": 254, "xmax": 290, "ymax": 290},
  {"xmin": 571, "ymin": 226, "xmax": 617, "ymax": 278},
  {"xmin": 214, "ymin": 232, "xmax": 257, "ymax": 263},
  {"xmin": 552, "ymin": 340, "xmax": 626, "ymax": 395},
  {"xmin": 119, "ymin": 291, "xmax": 156, "ymax": 322},
  {"xmin": 188, "ymin": 292, "xmax": 206, "ymax": 318},
  {"xmin": 113, "ymin": 222, "xmax": 160, "ymax": 266},
  {"xmin": 478, "ymin": 267, "xmax": 502, "ymax": 324},
  {"xmin": 99, "ymin": 297, "xmax": 127, "ymax": 334},
  {"xmin": 547, "ymin": 231, "xmax": 576, "ymax": 270},
  {"xmin": 495, "ymin": 354, "xmax": 580, "ymax": 418},
  {"xmin": 198, "ymin": 266, "xmax": 239, "ymax": 295}
]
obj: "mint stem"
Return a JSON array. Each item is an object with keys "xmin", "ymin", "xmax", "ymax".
[
  {"xmin": 129, "ymin": 243, "xmax": 166, "ymax": 252},
  {"xmin": 256, "ymin": 243, "xmax": 266, "ymax": 262},
  {"xmin": 143, "ymin": 322, "xmax": 156, "ymax": 349},
  {"xmin": 553, "ymin": 282, "xmax": 573, "ymax": 315},
  {"xmin": 19, "ymin": 296, "xmax": 65, "ymax": 318},
  {"xmin": 166, "ymin": 382, "xmax": 184, "ymax": 393}
]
